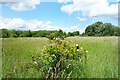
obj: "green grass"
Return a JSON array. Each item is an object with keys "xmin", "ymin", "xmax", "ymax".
[
  {"xmin": 2, "ymin": 37, "xmax": 118, "ymax": 78},
  {"xmin": 0, "ymin": 39, "xmax": 2, "ymax": 79}
]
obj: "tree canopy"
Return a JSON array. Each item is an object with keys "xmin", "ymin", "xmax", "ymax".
[{"xmin": 85, "ymin": 21, "xmax": 120, "ymax": 36}]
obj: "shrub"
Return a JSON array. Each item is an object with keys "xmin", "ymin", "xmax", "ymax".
[
  {"xmin": 95, "ymin": 34, "xmax": 101, "ymax": 37},
  {"xmin": 10, "ymin": 34, "xmax": 18, "ymax": 38},
  {"xmin": 46, "ymin": 32, "xmax": 65, "ymax": 40},
  {"xmin": 30, "ymin": 39, "xmax": 88, "ymax": 78}
]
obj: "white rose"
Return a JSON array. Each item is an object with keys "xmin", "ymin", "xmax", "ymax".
[
  {"xmin": 76, "ymin": 44, "xmax": 78, "ymax": 46},
  {"xmin": 34, "ymin": 61, "xmax": 37, "ymax": 64}
]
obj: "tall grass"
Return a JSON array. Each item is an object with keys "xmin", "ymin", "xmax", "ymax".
[
  {"xmin": 2, "ymin": 37, "xmax": 118, "ymax": 78},
  {"xmin": 65, "ymin": 36, "xmax": 118, "ymax": 78},
  {"xmin": 0, "ymin": 39, "xmax": 2, "ymax": 79}
]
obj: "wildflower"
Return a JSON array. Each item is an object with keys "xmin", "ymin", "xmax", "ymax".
[
  {"xmin": 44, "ymin": 46, "xmax": 46, "ymax": 48},
  {"xmin": 50, "ymin": 44, "xmax": 52, "ymax": 45},
  {"xmin": 81, "ymin": 47, "xmax": 83, "ymax": 50},
  {"xmin": 71, "ymin": 40, "xmax": 73, "ymax": 42},
  {"xmin": 42, "ymin": 49, "xmax": 44, "ymax": 51},
  {"xmin": 56, "ymin": 38, "xmax": 59, "ymax": 40},
  {"xmin": 86, "ymin": 50, "xmax": 88, "ymax": 53},
  {"xmin": 60, "ymin": 40, "xmax": 62, "ymax": 41},
  {"xmin": 67, "ymin": 41, "xmax": 68, "ymax": 43},
  {"xmin": 74, "ymin": 46, "xmax": 75, "ymax": 48},
  {"xmin": 77, "ymin": 49, "xmax": 79, "ymax": 51},
  {"xmin": 53, "ymin": 38, "xmax": 55, "ymax": 39},
  {"xmin": 34, "ymin": 61, "xmax": 37, "ymax": 64},
  {"xmin": 76, "ymin": 44, "xmax": 78, "ymax": 46},
  {"xmin": 53, "ymin": 42, "xmax": 55, "ymax": 45}
]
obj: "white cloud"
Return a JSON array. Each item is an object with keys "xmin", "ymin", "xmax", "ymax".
[
  {"xmin": 0, "ymin": 17, "xmax": 85, "ymax": 33},
  {"xmin": 60, "ymin": 0, "xmax": 118, "ymax": 18},
  {"xmin": 92, "ymin": 17, "xmax": 106, "ymax": 23},
  {"xmin": 58, "ymin": 0, "xmax": 72, "ymax": 3},
  {"xmin": 0, "ymin": 17, "xmax": 58, "ymax": 31},
  {"xmin": 76, "ymin": 17, "xmax": 87, "ymax": 21},
  {"xmin": 1, "ymin": 0, "xmax": 40, "ymax": 11},
  {"xmin": 65, "ymin": 25, "xmax": 86, "ymax": 34}
]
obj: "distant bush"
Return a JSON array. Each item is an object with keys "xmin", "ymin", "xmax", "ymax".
[
  {"xmin": 95, "ymin": 34, "xmax": 101, "ymax": 37},
  {"xmin": 46, "ymin": 31, "xmax": 65, "ymax": 40},
  {"xmin": 10, "ymin": 34, "xmax": 18, "ymax": 38}
]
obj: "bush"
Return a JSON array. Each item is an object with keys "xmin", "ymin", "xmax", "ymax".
[
  {"xmin": 46, "ymin": 32, "xmax": 65, "ymax": 40},
  {"xmin": 10, "ymin": 34, "xmax": 18, "ymax": 38},
  {"xmin": 95, "ymin": 34, "xmax": 101, "ymax": 37},
  {"xmin": 30, "ymin": 39, "xmax": 88, "ymax": 78}
]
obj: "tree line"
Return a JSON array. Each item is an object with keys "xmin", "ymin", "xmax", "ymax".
[
  {"xmin": 0, "ymin": 29, "xmax": 79, "ymax": 38},
  {"xmin": 0, "ymin": 21, "xmax": 120, "ymax": 38}
]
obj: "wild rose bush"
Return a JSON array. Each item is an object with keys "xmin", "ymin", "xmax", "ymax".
[
  {"xmin": 30, "ymin": 38, "xmax": 88, "ymax": 78},
  {"xmin": 42, "ymin": 39, "xmax": 87, "ymax": 62}
]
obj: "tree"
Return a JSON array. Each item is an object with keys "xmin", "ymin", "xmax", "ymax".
[
  {"xmin": 63, "ymin": 32, "xmax": 66, "ymax": 35},
  {"xmin": 84, "ymin": 21, "xmax": 120, "ymax": 36},
  {"xmin": 73, "ymin": 31, "xmax": 79, "ymax": 36},
  {"xmin": 85, "ymin": 25, "xmax": 95, "ymax": 36},
  {"xmin": 68, "ymin": 32, "xmax": 73, "ymax": 36},
  {"xmin": 16, "ymin": 30, "xmax": 22, "ymax": 37},
  {"xmin": 11, "ymin": 34, "xmax": 18, "ymax": 38},
  {"xmin": 23, "ymin": 30, "xmax": 32, "ymax": 37},
  {"xmin": 58, "ymin": 29, "xmax": 63, "ymax": 35},
  {"xmin": 2, "ymin": 29, "xmax": 10, "ymax": 38},
  {"xmin": 36, "ymin": 31, "xmax": 46, "ymax": 37}
]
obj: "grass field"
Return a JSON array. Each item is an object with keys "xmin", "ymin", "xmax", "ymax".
[{"xmin": 2, "ymin": 37, "xmax": 118, "ymax": 78}]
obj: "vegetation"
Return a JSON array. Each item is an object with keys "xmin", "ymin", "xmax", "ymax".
[
  {"xmin": 1, "ymin": 21, "xmax": 119, "ymax": 78},
  {"xmin": 1, "ymin": 22, "xmax": 120, "ymax": 39},
  {"xmin": 84, "ymin": 21, "xmax": 120, "ymax": 36},
  {"xmin": 2, "ymin": 37, "xmax": 118, "ymax": 78},
  {"xmin": 30, "ymin": 38, "xmax": 87, "ymax": 78},
  {"xmin": 1, "ymin": 29, "xmax": 80, "ymax": 39}
]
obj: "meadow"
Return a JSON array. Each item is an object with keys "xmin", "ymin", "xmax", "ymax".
[{"xmin": 1, "ymin": 37, "xmax": 118, "ymax": 78}]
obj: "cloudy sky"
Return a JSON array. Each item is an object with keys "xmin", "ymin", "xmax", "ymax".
[{"xmin": 0, "ymin": 0, "xmax": 119, "ymax": 33}]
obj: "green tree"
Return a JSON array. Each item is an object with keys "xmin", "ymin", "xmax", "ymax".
[
  {"xmin": 58, "ymin": 29, "xmax": 63, "ymax": 35},
  {"xmin": 68, "ymin": 32, "xmax": 73, "ymax": 36},
  {"xmin": 10, "ymin": 34, "xmax": 18, "ymax": 38},
  {"xmin": 2, "ymin": 29, "xmax": 10, "ymax": 38},
  {"xmin": 23, "ymin": 30, "xmax": 32, "ymax": 37},
  {"xmin": 85, "ymin": 21, "xmax": 119, "ymax": 36},
  {"xmin": 73, "ymin": 31, "xmax": 79, "ymax": 36}
]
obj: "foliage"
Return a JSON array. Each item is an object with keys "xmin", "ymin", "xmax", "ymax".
[
  {"xmin": 46, "ymin": 29, "xmax": 65, "ymax": 40},
  {"xmin": 2, "ymin": 29, "xmax": 10, "ymax": 38},
  {"xmin": 85, "ymin": 21, "xmax": 120, "ymax": 36},
  {"xmin": 10, "ymin": 34, "xmax": 18, "ymax": 38},
  {"xmin": 30, "ymin": 38, "xmax": 88, "ymax": 78},
  {"xmin": 1, "ymin": 28, "xmax": 80, "ymax": 38},
  {"xmin": 73, "ymin": 31, "xmax": 79, "ymax": 36}
]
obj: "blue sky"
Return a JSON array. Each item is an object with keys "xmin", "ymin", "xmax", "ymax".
[{"xmin": 0, "ymin": 0, "xmax": 118, "ymax": 33}]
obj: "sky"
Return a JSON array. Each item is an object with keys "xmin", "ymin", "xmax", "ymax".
[{"xmin": 0, "ymin": 0, "xmax": 119, "ymax": 34}]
